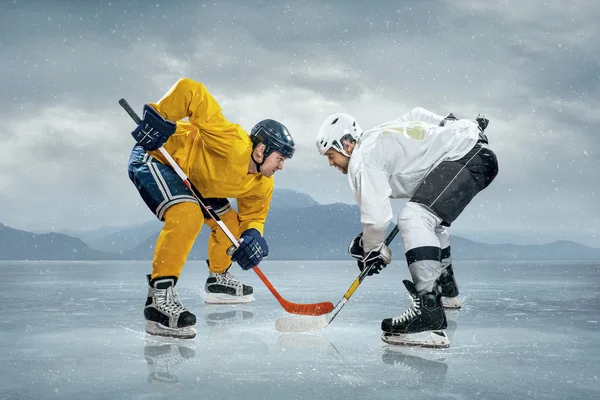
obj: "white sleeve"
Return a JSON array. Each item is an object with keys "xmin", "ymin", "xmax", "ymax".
[
  {"xmin": 400, "ymin": 107, "xmax": 444, "ymax": 125},
  {"xmin": 356, "ymin": 168, "xmax": 393, "ymax": 252},
  {"xmin": 363, "ymin": 222, "xmax": 388, "ymax": 253}
]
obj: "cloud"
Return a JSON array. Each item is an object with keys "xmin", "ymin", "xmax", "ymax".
[{"xmin": 0, "ymin": 0, "xmax": 598, "ymax": 247}]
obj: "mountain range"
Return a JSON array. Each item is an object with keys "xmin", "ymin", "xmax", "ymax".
[{"xmin": 2, "ymin": 189, "xmax": 600, "ymax": 261}]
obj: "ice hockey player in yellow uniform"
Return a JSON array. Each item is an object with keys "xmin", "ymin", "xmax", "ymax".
[{"xmin": 127, "ymin": 78, "xmax": 296, "ymax": 339}]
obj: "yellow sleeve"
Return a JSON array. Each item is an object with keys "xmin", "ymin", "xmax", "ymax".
[
  {"xmin": 149, "ymin": 78, "xmax": 225, "ymax": 126},
  {"xmin": 150, "ymin": 78, "xmax": 248, "ymax": 161},
  {"xmin": 237, "ymin": 179, "xmax": 274, "ymax": 235}
]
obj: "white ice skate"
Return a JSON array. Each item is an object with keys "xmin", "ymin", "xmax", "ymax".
[{"xmin": 204, "ymin": 270, "xmax": 255, "ymax": 304}]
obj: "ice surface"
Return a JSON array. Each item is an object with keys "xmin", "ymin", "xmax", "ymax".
[{"xmin": 0, "ymin": 260, "xmax": 598, "ymax": 399}]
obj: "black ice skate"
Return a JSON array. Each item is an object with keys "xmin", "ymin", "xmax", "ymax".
[
  {"xmin": 144, "ymin": 275, "xmax": 197, "ymax": 339},
  {"xmin": 381, "ymin": 280, "xmax": 450, "ymax": 348},
  {"xmin": 204, "ymin": 263, "xmax": 255, "ymax": 304},
  {"xmin": 438, "ymin": 264, "xmax": 463, "ymax": 310}
]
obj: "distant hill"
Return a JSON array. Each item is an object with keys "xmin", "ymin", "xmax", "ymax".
[
  {"xmin": 120, "ymin": 200, "xmax": 600, "ymax": 262},
  {"xmin": 69, "ymin": 188, "xmax": 318, "ymax": 254},
  {"xmin": 0, "ymin": 223, "xmax": 119, "ymax": 260},
  {"xmin": 2, "ymin": 189, "xmax": 600, "ymax": 261},
  {"xmin": 450, "ymin": 237, "xmax": 600, "ymax": 261},
  {"xmin": 55, "ymin": 224, "xmax": 139, "ymax": 245},
  {"xmin": 87, "ymin": 220, "xmax": 161, "ymax": 254},
  {"xmin": 267, "ymin": 188, "xmax": 320, "ymax": 209},
  {"xmin": 121, "ymin": 202, "xmax": 363, "ymax": 260}
]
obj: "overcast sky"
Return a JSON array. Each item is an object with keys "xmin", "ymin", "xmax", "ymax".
[{"xmin": 1, "ymin": 0, "xmax": 599, "ymax": 246}]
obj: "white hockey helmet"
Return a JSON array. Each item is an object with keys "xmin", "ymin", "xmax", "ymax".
[{"xmin": 316, "ymin": 113, "xmax": 362, "ymax": 157}]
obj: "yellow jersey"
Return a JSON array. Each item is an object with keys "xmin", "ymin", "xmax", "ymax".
[{"xmin": 147, "ymin": 78, "xmax": 273, "ymax": 234}]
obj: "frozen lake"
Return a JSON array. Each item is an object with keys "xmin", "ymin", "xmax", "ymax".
[{"xmin": 0, "ymin": 260, "xmax": 598, "ymax": 399}]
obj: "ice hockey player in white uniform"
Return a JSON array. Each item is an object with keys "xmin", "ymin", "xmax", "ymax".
[{"xmin": 315, "ymin": 108, "xmax": 498, "ymax": 348}]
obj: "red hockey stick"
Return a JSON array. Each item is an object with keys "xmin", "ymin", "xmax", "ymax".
[{"xmin": 119, "ymin": 98, "xmax": 334, "ymax": 316}]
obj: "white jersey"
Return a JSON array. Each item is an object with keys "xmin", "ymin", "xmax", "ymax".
[{"xmin": 347, "ymin": 107, "xmax": 480, "ymax": 251}]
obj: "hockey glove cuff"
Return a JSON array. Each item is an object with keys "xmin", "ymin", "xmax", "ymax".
[
  {"xmin": 348, "ymin": 232, "xmax": 364, "ymax": 261},
  {"xmin": 361, "ymin": 243, "xmax": 392, "ymax": 276},
  {"xmin": 348, "ymin": 233, "xmax": 392, "ymax": 276},
  {"xmin": 231, "ymin": 228, "xmax": 269, "ymax": 270}
]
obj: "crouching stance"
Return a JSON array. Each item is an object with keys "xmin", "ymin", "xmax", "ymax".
[
  {"xmin": 128, "ymin": 78, "xmax": 295, "ymax": 338},
  {"xmin": 316, "ymin": 108, "xmax": 498, "ymax": 348}
]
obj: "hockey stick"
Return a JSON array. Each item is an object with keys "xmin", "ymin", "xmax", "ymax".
[
  {"xmin": 119, "ymin": 98, "xmax": 334, "ymax": 316},
  {"xmin": 275, "ymin": 224, "xmax": 399, "ymax": 332}
]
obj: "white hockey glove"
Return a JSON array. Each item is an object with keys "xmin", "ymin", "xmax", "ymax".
[{"xmin": 348, "ymin": 232, "xmax": 392, "ymax": 276}]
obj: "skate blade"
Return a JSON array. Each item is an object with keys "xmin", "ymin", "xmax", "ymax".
[
  {"xmin": 145, "ymin": 321, "xmax": 196, "ymax": 339},
  {"xmin": 204, "ymin": 292, "xmax": 255, "ymax": 304},
  {"xmin": 381, "ymin": 330, "xmax": 450, "ymax": 349},
  {"xmin": 443, "ymin": 296, "xmax": 463, "ymax": 310}
]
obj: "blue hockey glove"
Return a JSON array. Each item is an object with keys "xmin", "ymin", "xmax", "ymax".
[
  {"xmin": 231, "ymin": 228, "xmax": 269, "ymax": 270},
  {"xmin": 131, "ymin": 104, "xmax": 176, "ymax": 151}
]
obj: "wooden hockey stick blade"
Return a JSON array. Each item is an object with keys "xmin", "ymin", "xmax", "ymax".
[
  {"xmin": 253, "ymin": 267, "xmax": 334, "ymax": 316},
  {"xmin": 275, "ymin": 299, "xmax": 342, "ymax": 332},
  {"xmin": 275, "ymin": 314, "xmax": 329, "ymax": 332}
]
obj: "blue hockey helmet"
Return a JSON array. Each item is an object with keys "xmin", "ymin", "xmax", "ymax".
[{"xmin": 250, "ymin": 119, "xmax": 296, "ymax": 159}]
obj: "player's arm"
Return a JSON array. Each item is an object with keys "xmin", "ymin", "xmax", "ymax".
[
  {"xmin": 357, "ymin": 168, "xmax": 393, "ymax": 252},
  {"xmin": 150, "ymin": 78, "xmax": 224, "ymax": 126},
  {"xmin": 347, "ymin": 168, "xmax": 393, "ymax": 276},
  {"xmin": 237, "ymin": 192, "xmax": 273, "ymax": 235},
  {"xmin": 229, "ymin": 183, "xmax": 274, "ymax": 271}
]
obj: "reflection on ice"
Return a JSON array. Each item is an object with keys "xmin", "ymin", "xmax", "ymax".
[
  {"xmin": 277, "ymin": 334, "xmax": 346, "ymax": 363},
  {"xmin": 381, "ymin": 347, "xmax": 449, "ymax": 387},
  {"xmin": 144, "ymin": 342, "xmax": 196, "ymax": 385},
  {"xmin": 203, "ymin": 305, "xmax": 255, "ymax": 329},
  {"xmin": 0, "ymin": 261, "xmax": 598, "ymax": 400}
]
